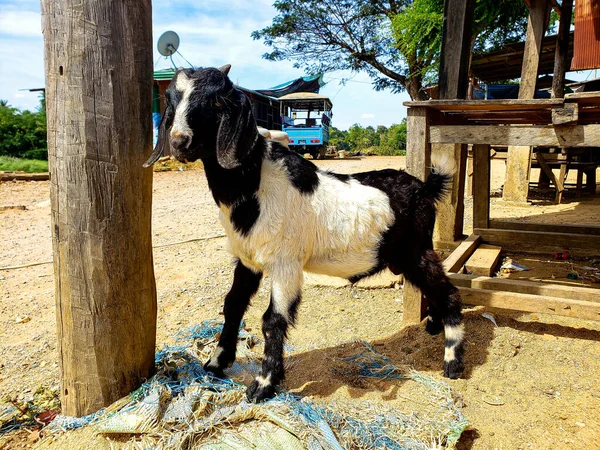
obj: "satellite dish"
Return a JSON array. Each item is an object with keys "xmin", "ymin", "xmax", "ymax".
[{"xmin": 157, "ymin": 31, "xmax": 180, "ymax": 57}]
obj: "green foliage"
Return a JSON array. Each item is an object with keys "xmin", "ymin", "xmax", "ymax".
[
  {"xmin": 329, "ymin": 121, "xmax": 406, "ymax": 156},
  {"xmin": 254, "ymin": 0, "xmax": 530, "ymax": 99},
  {"xmin": 0, "ymin": 95, "xmax": 47, "ymax": 159},
  {"xmin": 0, "ymin": 156, "xmax": 48, "ymax": 173}
]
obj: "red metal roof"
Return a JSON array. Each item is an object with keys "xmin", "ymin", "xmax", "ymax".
[{"xmin": 571, "ymin": 0, "xmax": 600, "ymax": 70}]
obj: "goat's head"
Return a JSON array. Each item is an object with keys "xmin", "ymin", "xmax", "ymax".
[{"xmin": 144, "ymin": 64, "xmax": 258, "ymax": 169}]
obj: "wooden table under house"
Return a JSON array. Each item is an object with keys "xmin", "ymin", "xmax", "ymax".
[{"xmin": 402, "ymin": 93, "xmax": 600, "ymax": 323}]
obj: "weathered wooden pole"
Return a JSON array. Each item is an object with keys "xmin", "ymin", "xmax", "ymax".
[
  {"xmin": 503, "ymin": 0, "xmax": 550, "ymax": 204},
  {"xmin": 433, "ymin": 0, "xmax": 475, "ymax": 248},
  {"xmin": 41, "ymin": 0, "xmax": 157, "ymax": 416}
]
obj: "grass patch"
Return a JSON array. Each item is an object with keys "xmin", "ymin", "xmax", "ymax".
[
  {"xmin": 360, "ymin": 146, "xmax": 406, "ymax": 157},
  {"xmin": 153, "ymin": 157, "xmax": 204, "ymax": 172},
  {"xmin": 0, "ymin": 156, "xmax": 48, "ymax": 173}
]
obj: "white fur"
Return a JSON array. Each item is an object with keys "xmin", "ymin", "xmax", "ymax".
[
  {"xmin": 207, "ymin": 346, "xmax": 224, "ymax": 368},
  {"xmin": 444, "ymin": 345, "xmax": 456, "ymax": 362},
  {"xmin": 219, "ymin": 146, "xmax": 395, "ymax": 297},
  {"xmin": 431, "ymin": 153, "xmax": 456, "ymax": 178},
  {"xmin": 255, "ymin": 374, "xmax": 272, "ymax": 388},
  {"xmin": 444, "ymin": 324, "xmax": 465, "ymax": 342},
  {"xmin": 171, "ymin": 72, "xmax": 195, "ymax": 138}
]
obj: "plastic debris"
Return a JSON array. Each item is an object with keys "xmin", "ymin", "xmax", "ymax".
[
  {"xmin": 567, "ymin": 272, "xmax": 579, "ymax": 280},
  {"xmin": 500, "ymin": 258, "xmax": 529, "ymax": 273},
  {"xmin": 482, "ymin": 312, "xmax": 498, "ymax": 327},
  {"xmin": 481, "ymin": 394, "xmax": 505, "ymax": 406},
  {"xmin": 42, "ymin": 321, "xmax": 468, "ymax": 449}
]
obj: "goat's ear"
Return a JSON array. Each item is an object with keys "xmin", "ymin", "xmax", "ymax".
[
  {"xmin": 219, "ymin": 64, "xmax": 231, "ymax": 76},
  {"xmin": 216, "ymin": 91, "xmax": 257, "ymax": 170},
  {"xmin": 143, "ymin": 106, "xmax": 174, "ymax": 168}
]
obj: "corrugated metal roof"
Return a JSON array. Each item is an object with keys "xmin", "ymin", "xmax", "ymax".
[{"xmin": 571, "ymin": 0, "xmax": 600, "ymax": 70}]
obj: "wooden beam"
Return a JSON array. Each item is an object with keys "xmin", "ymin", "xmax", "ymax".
[
  {"xmin": 464, "ymin": 244, "xmax": 502, "ymax": 276},
  {"xmin": 429, "ymin": 124, "xmax": 600, "ymax": 147},
  {"xmin": 404, "ymin": 107, "xmax": 431, "ymax": 323},
  {"xmin": 458, "ymin": 287, "xmax": 600, "ymax": 321},
  {"xmin": 404, "ymin": 98, "xmax": 563, "ymax": 111},
  {"xmin": 472, "ymin": 144, "xmax": 490, "ymax": 229},
  {"xmin": 488, "ymin": 220, "xmax": 600, "ymax": 236},
  {"xmin": 443, "ymin": 234, "xmax": 482, "ymax": 273},
  {"xmin": 474, "ymin": 228, "xmax": 600, "ymax": 257},
  {"xmin": 438, "ymin": 0, "xmax": 475, "ymax": 100},
  {"xmin": 432, "ymin": 143, "xmax": 467, "ymax": 244},
  {"xmin": 535, "ymin": 152, "xmax": 565, "ymax": 203},
  {"xmin": 449, "ymin": 273, "xmax": 600, "ymax": 303},
  {"xmin": 552, "ymin": 0, "xmax": 574, "ymax": 98},
  {"xmin": 519, "ymin": 0, "xmax": 550, "ymax": 99},
  {"xmin": 41, "ymin": 0, "xmax": 157, "ymax": 416},
  {"xmin": 552, "ymin": 103, "xmax": 578, "ymax": 125}
]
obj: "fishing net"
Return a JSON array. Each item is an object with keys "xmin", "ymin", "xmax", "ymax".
[{"xmin": 35, "ymin": 319, "xmax": 468, "ymax": 449}]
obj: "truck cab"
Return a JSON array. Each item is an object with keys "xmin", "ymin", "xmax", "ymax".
[{"xmin": 279, "ymin": 93, "xmax": 332, "ymax": 159}]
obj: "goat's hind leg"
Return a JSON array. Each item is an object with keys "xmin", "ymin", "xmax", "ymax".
[
  {"xmin": 204, "ymin": 260, "xmax": 262, "ymax": 378},
  {"xmin": 247, "ymin": 265, "xmax": 302, "ymax": 402},
  {"xmin": 404, "ymin": 249, "xmax": 465, "ymax": 379}
]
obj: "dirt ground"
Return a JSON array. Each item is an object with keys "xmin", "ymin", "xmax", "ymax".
[{"xmin": 1, "ymin": 156, "xmax": 600, "ymax": 449}]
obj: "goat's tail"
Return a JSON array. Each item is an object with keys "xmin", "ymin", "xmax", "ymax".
[{"xmin": 421, "ymin": 153, "xmax": 455, "ymax": 202}]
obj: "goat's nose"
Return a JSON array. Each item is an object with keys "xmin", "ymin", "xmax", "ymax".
[{"xmin": 170, "ymin": 132, "xmax": 191, "ymax": 150}]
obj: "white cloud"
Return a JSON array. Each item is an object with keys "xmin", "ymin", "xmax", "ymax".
[
  {"xmin": 361, "ymin": 113, "xmax": 375, "ymax": 119},
  {"xmin": 0, "ymin": 10, "xmax": 42, "ymax": 37}
]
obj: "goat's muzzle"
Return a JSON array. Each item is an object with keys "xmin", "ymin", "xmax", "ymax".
[{"xmin": 170, "ymin": 131, "xmax": 192, "ymax": 152}]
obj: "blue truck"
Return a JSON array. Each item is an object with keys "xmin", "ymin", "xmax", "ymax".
[{"xmin": 279, "ymin": 93, "xmax": 333, "ymax": 159}]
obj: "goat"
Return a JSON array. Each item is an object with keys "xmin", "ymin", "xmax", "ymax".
[{"xmin": 144, "ymin": 65, "xmax": 465, "ymax": 402}]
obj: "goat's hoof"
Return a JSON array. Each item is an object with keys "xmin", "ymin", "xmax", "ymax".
[
  {"xmin": 246, "ymin": 379, "xmax": 276, "ymax": 403},
  {"xmin": 425, "ymin": 318, "xmax": 444, "ymax": 335},
  {"xmin": 443, "ymin": 359, "xmax": 464, "ymax": 379},
  {"xmin": 203, "ymin": 362, "xmax": 226, "ymax": 379}
]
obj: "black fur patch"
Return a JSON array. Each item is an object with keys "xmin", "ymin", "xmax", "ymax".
[
  {"xmin": 231, "ymin": 195, "xmax": 261, "ymax": 236},
  {"xmin": 323, "ymin": 171, "xmax": 351, "ymax": 183},
  {"xmin": 268, "ymin": 145, "xmax": 319, "ymax": 194}
]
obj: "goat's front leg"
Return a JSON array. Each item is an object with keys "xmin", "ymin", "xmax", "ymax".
[
  {"xmin": 204, "ymin": 260, "xmax": 262, "ymax": 378},
  {"xmin": 246, "ymin": 264, "xmax": 303, "ymax": 402}
]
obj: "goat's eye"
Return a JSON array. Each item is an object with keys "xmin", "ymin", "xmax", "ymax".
[{"xmin": 215, "ymin": 102, "xmax": 222, "ymax": 107}]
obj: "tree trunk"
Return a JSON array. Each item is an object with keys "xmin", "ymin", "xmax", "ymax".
[{"xmin": 41, "ymin": 0, "xmax": 157, "ymax": 417}]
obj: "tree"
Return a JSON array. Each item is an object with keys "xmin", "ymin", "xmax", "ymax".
[
  {"xmin": 0, "ymin": 96, "xmax": 47, "ymax": 159},
  {"xmin": 253, "ymin": 0, "xmax": 529, "ymax": 100}
]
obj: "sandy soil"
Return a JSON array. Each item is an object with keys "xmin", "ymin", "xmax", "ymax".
[{"xmin": 1, "ymin": 156, "xmax": 600, "ymax": 449}]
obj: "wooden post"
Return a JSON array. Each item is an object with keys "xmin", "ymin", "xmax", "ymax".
[
  {"xmin": 503, "ymin": 0, "xmax": 549, "ymax": 203},
  {"xmin": 41, "ymin": 0, "xmax": 157, "ymax": 416},
  {"xmin": 433, "ymin": 0, "xmax": 475, "ymax": 246},
  {"xmin": 403, "ymin": 107, "xmax": 430, "ymax": 324},
  {"xmin": 552, "ymin": 0, "xmax": 574, "ymax": 99},
  {"xmin": 472, "ymin": 144, "xmax": 491, "ymax": 229}
]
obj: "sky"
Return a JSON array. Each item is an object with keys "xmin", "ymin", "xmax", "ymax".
[
  {"xmin": 0, "ymin": 0, "xmax": 594, "ymax": 131},
  {"xmin": 0, "ymin": 0, "xmax": 410, "ymax": 131}
]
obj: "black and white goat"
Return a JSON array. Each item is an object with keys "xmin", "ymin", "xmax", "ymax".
[{"xmin": 144, "ymin": 65, "xmax": 465, "ymax": 402}]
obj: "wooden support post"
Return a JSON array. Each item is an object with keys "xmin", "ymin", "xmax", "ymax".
[
  {"xmin": 403, "ymin": 107, "xmax": 431, "ymax": 324},
  {"xmin": 535, "ymin": 153, "xmax": 565, "ymax": 203},
  {"xmin": 503, "ymin": 0, "xmax": 550, "ymax": 203},
  {"xmin": 432, "ymin": 143, "xmax": 467, "ymax": 247},
  {"xmin": 472, "ymin": 144, "xmax": 491, "ymax": 229},
  {"xmin": 41, "ymin": 0, "xmax": 157, "ymax": 416},
  {"xmin": 433, "ymin": 0, "xmax": 475, "ymax": 247},
  {"xmin": 552, "ymin": 0, "xmax": 574, "ymax": 99}
]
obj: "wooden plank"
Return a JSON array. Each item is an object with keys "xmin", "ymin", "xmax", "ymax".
[
  {"xmin": 403, "ymin": 98, "xmax": 563, "ymax": 110},
  {"xmin": 464, "ymin": 244, "xmax": 502, "ymax": 276},
  {"xmin": 551, "ymin": 0, "xmax": 574, "ymax": 98},
  {"xmin": 432, "ymin": 143, "xmax": 467, "ymax": 245},
  {"xmin": 519, "ymin": 0, "xmax": 550, "ymax": 99},
  {"xmin": 458, "ymin": 287, "xmax": 600, "ymax": 321},
  {"xmin": 552, "ymin": 103, "xmax": 578, "ymax": 125},
  {"xmin": 535, "ymin": 152, "xmax": 564, "ymax": 203},
  {"xmin": 503, "ymin": 145, "xmax": 531, "ymax": 204},
  {"xmin": 404, "ymin": 106, "xmax": 430, "ymax": 323},
  {"xmin": 449, "ymin": 273, "xmax": 600, "ymax": 303},
  {"xmin": 0, "ymin": 172, "xmax": 49, "ymax": 181},
  {"xmin": 406, "ymin": 107, "xmax": 431, "ymax": 181},
  {"xmin": 41, "ymin": 0, "xmax": 157, "ymax": 416},
  {"xmin": 429, "ymin": 124, "xmax": 600, "ymax": 147},
  {"xmin": 438, "ymin": 0, "xmax": 475, "ymax": 100},
  {"xmin": 403, "ymin": 281, "xmax": 428, "ymax": 324},
  {"xmin": 474, "ymin": 228, "xmax": 600, "ymax": 257},
  {"xmin": 443, "ymin": 234, "xmax": 481, "ymax": 273},
  {"xmin": 472, "ymin": 144, "xmax": 490, "ymax": 228},
  {"xmin": 489, "ymin": 220, "xmax": 600, "ymax": 236}
]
